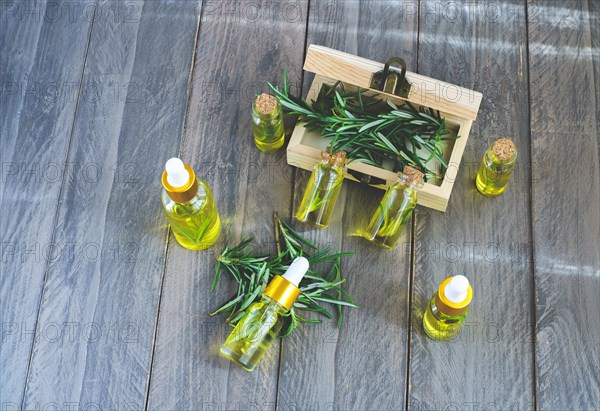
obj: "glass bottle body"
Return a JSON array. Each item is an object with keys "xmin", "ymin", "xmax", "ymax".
[
  {"xmin": 476, "ymin": 145, "xmax": 517, "ymax": 196},
  {"xmin": 362, "ymin": 179, "xmax": 417, "ymax": 249},
  {"xmin": 423, "ymin": 292, "xmax": 469, "ymax": 341},
  {"xmin": 161, "ymin": 177, "xmax": 221, "ymax": 250},
  {"xmin": 220, "ymin": 295, "xmax": 285, "ymax": 371},
  {"xmin": 252, "ymin": 101, "xmax": 285, "ymax": 153},
  {"xmin": 296, "ymin": 162, "xmax": 344, "ymax": 228}
]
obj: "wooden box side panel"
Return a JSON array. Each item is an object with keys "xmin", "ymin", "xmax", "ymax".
[
  {"xmin": 440, "ymin": 118, "xmax": 473, "ymax": 193},
  {"xmin": 304, "ymin": 45, "xmax": 483, "ymax": 121}
]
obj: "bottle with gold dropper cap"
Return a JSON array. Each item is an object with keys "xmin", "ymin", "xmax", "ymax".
[
  {"xmin": 161, "ymin": 158, "xmax": 221, "ymax": 250},
  {"xmin": 220, "ymin": 257, "xmax": 309, "ymax": 371},
  {"xmin": 423, "ymin": 275, "xmax": 473, "ymax": 341}
]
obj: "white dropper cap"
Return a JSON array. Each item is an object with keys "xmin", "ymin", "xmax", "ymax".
[
  {"xmin": 165, "ymin": 158, "xmax": 190, "ymax": 188},
  {"xmin": 282, "ymin": 256, "xmax": 310, "ymax": 287},
  {"xmin": 443, "ymin": 275, "xmax": 470, "ymax": 303}
]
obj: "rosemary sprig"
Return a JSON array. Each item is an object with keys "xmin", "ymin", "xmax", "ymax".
[
  {"xmin": 268, "ymin": 70, "xmax": 458, "ymax": 180},
  {"xmin": 210, "ymin": 214, "xmax": 357, "ymax": 337},
  {"xmin": 169, "ymin": 203, "xmax": 213, "ymax": 244}
]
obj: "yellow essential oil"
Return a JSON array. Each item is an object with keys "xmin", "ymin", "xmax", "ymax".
[
  {"xmin": 221, "ymin": 257, "xmax": 309, "ymax": 371},
  {"xmin": 476, "ymin": 138, "xmax": 517, "ymax": 196},
  {"xmin": 161, "ymin": 158, "xmax": 221, "ymax": 250},
  {"xmin": 252, "ymin": 93, "xmax": 285, "ymax": 153},
  {"xmin": 362, "ymin": 166, "xmax": 423, "ymax": 249},
  {"xmin": 296, "ymin": 150, "xmax": 346, "ymax": 228},
  {"xmin": 423, "ymin": 275, "xmax": 473, "ymax": 341},
  {"xmin": 220, "ymin": 296, "xmax": 285, "ymax": 371}
]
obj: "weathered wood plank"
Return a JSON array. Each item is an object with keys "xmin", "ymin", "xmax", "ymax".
[
  {"xmin": 528, "ymin": 0, "xmax": 600, "ymax": 409},
  {"xmin": 146, "ymin": 1, "xmax": 308, "ymax": 409},
  {"xmin": 408, "ymin": 1, "xmax": 535, "ymax": 409},
  {"xmin": 593, "ymin": 0, "xmax": 600, "ymax": 152},
  {"xmin": 0, "ymin": 0, "xmax": 93, "ymax": 405},
  {"xmin": 21, "ymin": 1, "xmax": 201, "ymax": 408},
  {"xmin": 277, "ymin": 1, "xmax": 419, "ymax": 410}
]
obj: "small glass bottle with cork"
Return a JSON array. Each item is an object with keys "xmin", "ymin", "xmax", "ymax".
[
  {"xmin": 476, "ymin": 138, "xmax": 517, "ymax": 196},
  {"xmin": 252, "ymin": 93, "xmax": 285, "ymax": 153},
  {"xmin": 296, "ymin": 149, "xmax": 346, "ymax": 228},
  {"xmin": 361, "ymin": 166, "xmax": 424, "ymax": 249}
]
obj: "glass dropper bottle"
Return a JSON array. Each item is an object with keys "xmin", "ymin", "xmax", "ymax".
[
  {"xmin": 423, "ymin": 275, "xmax": 473, "ymax": 341},
  {"xmin": 160, "ymin": 158, "xmax": 221, "ymax": 250},
  {"xmin": 220, "ymin": 257, "xmax": 310, "ymax": 371}
]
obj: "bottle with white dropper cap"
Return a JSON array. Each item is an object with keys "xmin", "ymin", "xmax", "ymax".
[
  {"xmin": 220, "ymin": 257, "xmax": 310, "ymax": 371},
  {"xmin": 423, "ymin": 275, "xmax": 473, "ymax": 341},
  {"xmin": 160, "ymin": 158, "xmax": 221, "ymax": 250}
]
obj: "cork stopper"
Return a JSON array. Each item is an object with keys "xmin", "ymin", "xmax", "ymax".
[
  {"xmin": 403, "ymin": 166, "xmax": 424, "ymax": 184},
  {"xmin": 322, "ymin": 149, "xmax": 346, "ymax": 167},
  {"xmin": 255, "ymin": 93, "xmax": 278, "ymax": 115},
  {"xmin": 492, "ymin": 138, "xmax": 516, "ymax": 161},
  {"xmin": 333, "ymin": 150, "xmax": 347, "ymax": 167}
]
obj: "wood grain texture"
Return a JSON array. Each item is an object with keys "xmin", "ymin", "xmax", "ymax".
[
  {"xmin": 20, "ymin": 1, "xmax": 201, "ymax": 408},
  {"xmin": 594, "ymin": 0, "xmax": 600, "ymax": 152},
  {"xmin": 408, "ymin": 1, "xmax": 535, "ymax": 410},
  {"xmin": 528, "ymin": 0, "xmax": 600, "ymax": 409},
  {"xmin": 277, "ymin": 1, "xmax": 418, "ymax": 410},
  {"xmin": 145, "ymin": 1, "xmax": 308, "ymax": 409},
  {"xmin": 2, "ymin": 1, "xmax": 599, "ymax": 408},
  {"xmin": 0, "ymin": 0, "xmax": 93, "ymax": 405}
]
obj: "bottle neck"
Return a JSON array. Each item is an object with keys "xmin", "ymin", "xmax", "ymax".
[
  {"xmin": 434, "ymin": 292, "xmax": 468, "ymax": 317},
  {"xmin": 318, "ymin": 159, "xmax": 345, "ymax": 171},
  {"xmin": 263, "ymin": 275, "xmax": 300, "ymax": 311},
  {"xmin": 398, "ymin": 175, "xmax": 420, "ymax": 190},
  {"xmin": 261, "ymin": 295, "xmax": 288, "ymax": 313},
  {"xmin": 487, "ymin": 148, "xmax": 517, "ymax": 166}
]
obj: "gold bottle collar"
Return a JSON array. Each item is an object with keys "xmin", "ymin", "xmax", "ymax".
[
  {"xmin": 161, "ymin": 164, "xmax": 198, "ymax": 203},
  {"xmin": 437, "ymin": 276, "xmax": 473, "ymax": 310},
  {"xmin": 264, "ymin": 275, "xmax": 301, "ymax": 311}
]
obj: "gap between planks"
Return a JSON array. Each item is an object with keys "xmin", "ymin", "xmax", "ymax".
[{"xmin": 523, "ymin": 1, "xmax": 539, "ymax": 409}]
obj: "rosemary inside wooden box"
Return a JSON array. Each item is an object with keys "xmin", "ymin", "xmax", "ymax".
[
  {"xmin": 283, "ymin": 45, "xmax": 482, "ymax": 212},
  {"xmin": 270, "ymin": 72, "xmax": 460, "ymax": 183}
]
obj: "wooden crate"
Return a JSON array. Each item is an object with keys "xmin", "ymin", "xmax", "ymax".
[{"xmin": 287, "ymin": 45, "xmax": 483, "ymax": 212}]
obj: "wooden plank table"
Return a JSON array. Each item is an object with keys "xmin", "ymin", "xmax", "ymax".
[{"xmin": 1, "ymin": 1, "xmax": 598, "ymax": 410}]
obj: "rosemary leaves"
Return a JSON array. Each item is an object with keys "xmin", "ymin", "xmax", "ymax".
[
  {"xmin": 210, "ymin": 215, "xmax": 357, "ymax": 337},
  {"xmin": 268, "ymin": 70, "xmax": 458, "ymax": 180}
]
